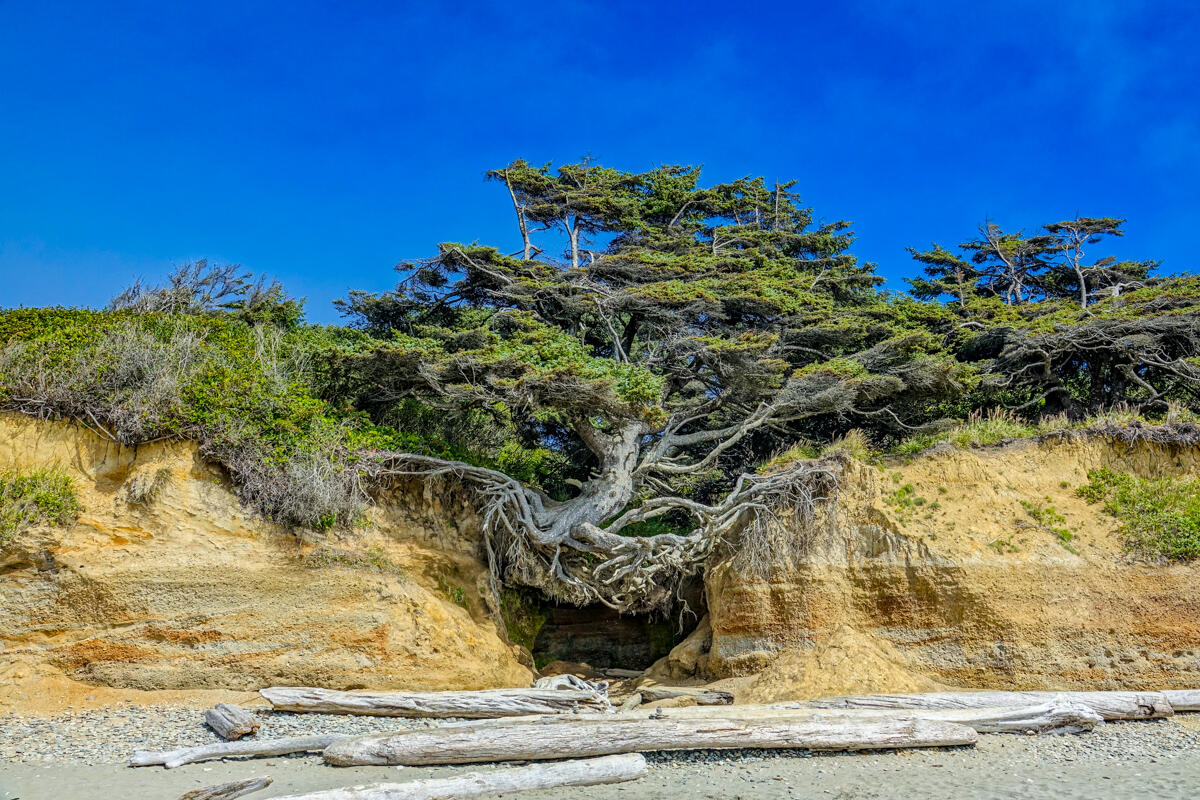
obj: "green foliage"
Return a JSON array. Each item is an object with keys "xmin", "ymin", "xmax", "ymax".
[
  {"xmin": 0, "ymin": 466, "xmax": 82, "ymax": 545},
  {"xmin": 3, "ymin": 160, "xmax": 1199, "ymax": 563},
  {"xmin": 1019, "ymin": 500, "xmax": 1077, "ymax": 552},
  {"xmin": 1077, "ymin": 468, "xmax": 1200, "ymax": 560}
]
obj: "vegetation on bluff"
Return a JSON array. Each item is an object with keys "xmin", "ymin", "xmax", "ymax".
[
  {"xmin": 0, "ymin": 466, "xmax": 81, "ymax": 545},
  {"xmin": 2, "ymin": 158, "xmax": 1199, "ymax": 603}
]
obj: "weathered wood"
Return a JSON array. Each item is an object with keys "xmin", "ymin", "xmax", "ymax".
[
  {"xmin": 617, "ymin": 693, "xmax": 643, "ymax": 712},
  {"xmin": 427, "ymin": 700, "xmax": 1100, "ymax": 735},
  {"xmin": 204, "ymin": 703, "xmax": 261, "ymax": 741},
  {"xmin": 260, "ymin": 686, "xmax": 608, "ymax": 718},
  {"xmin": 807, "ymin": 691, "xmax": 1172, "ymax": 720},
  {"xmin": 638, "ymin": 686, "xmax": 733, "ymax": 706},
  {"xmin": 179, "ymin": 776, "xmax": 273, "ymax": 800},
  {"xmin": 1163, "ymin": 690, "xmax": 1200, "ymax": 711},
  {"xmin": 609, "ymin": 701, "xmax": 1103, "ymax": 734},
  {"xmin": 322, "ymin": 715, "xmax": 978, "ymax": 766},
  {"xmin": 271, "ymin": 753, "xmax": 647, "ymax": 800},
  {"xmin": 603, "ymin": 668, "xmax": 644, "ymax": 679},
  {"xmin": 131, "ymin": 734, "xmax": 341, "ymax": 769},
  {"xmin": 532, "ymin": 674, "xmax": 610, "ymax": 700}
]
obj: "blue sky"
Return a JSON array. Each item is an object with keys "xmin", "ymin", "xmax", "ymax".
[{"xmin": 2, "ymin": 0, "xmax": 1198, "ymax": 322}]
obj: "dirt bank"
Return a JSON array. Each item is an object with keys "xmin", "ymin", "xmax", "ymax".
[
  {"xmin": 0, "ymin": 413, "xmax": 530, "ymax": 713},
  {"xmin": 697, "ymin": 433, "xmax": 1200, "ymax": 695}
]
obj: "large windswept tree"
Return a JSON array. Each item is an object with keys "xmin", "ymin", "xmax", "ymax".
[{"xmin": 334, "ymin": 160, "xmax": 966, "ymax": 612}]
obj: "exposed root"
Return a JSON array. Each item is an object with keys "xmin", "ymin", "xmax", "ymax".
[{"xmin": 368, "ymin": 453, "xmax": 840, "ymax": 614}]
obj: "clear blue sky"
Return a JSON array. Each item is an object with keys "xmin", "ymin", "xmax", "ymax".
[{"xmin": 3, "ymin": 1, "xmax": 1198, "ymax": 323}]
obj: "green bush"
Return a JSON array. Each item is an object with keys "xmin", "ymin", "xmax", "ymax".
[
  {"xmin": 0, "ymin": 466, "xmax": 82, "ymax": 545},
  {"xmin": 1077, "ymin": 468, "xmax": 1200, "ymax": 560}
]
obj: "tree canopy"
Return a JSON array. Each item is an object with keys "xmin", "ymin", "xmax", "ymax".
[{"xmin": 2, "ymin": 157, "xmax": 1199, "ymax": 612}]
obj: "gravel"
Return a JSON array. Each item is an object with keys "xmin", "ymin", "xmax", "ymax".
[
  {"xmin": 0, "ymin": 707, "xmax": 456, "ymax": 765},
  {"xmin": 3, "ymin": 705, "xmax": 1199, "ymax": 767}
]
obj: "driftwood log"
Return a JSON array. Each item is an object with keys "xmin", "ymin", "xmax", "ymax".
[
  {"xmin": 609, "ymin": 701, "xmax": 1103, "ymax": 734},
  {"xmin": 807, "ymin": 691, "xmax": 1172, "ymax": 720},
  {"xmin": 638, "ymin": 686, "xmax": 734, "ymax": 705},
  {"xmin": 1163, "ymin": 690, "xmax": 1200, "ymax": 711},
  {"xmin": 260, "ymin": 686, "xmax": 608, "ymax": 718},
  {"xmin": 532, "ymin": 674, "xmax": 610, "ymax": 699},
  {"xmin": 428, "ymin": 699, "xmax": 1101, "ymax": 735},
  {"xmin": 132, "ymin": 734, "xmax": 341, "ymax": 769},
  {"xmin": 322, "ymin": 715, "xmax": 978, "ymax": 766},
  {"xmin": 179, "ymin": 776, "xmax": 273, "ymax": 800},
  {"xmin": 617, "ymin": 693, "xmax": 643, "ymax": 712},
  {"xmin": 271, "ymin": 753, "xmax": 647, "ymax": 800},
  {"xmin": 204, "ymin": 703, "xmax": 261, "ymax": 741}
]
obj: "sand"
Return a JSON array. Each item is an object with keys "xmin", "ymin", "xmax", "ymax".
[{"xmin": 5, "ymin": 720, "xmax": 1200, "ymax": 800}]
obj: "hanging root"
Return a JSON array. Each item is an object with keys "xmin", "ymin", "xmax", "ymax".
[{"xmin": 369, "ymin": 453, "xmax": 841, "ymax": 614}]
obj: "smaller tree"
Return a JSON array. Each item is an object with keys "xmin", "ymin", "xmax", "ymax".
[
  {"xmin": 909, "ymin": 216, "xmax": 1150, "ymax": 309},
  {"xmin": 109, "ymin": 260, "xmax": 304, "ymax": 327}
]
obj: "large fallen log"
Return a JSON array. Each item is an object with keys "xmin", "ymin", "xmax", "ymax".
[
  {"xmin": 131, "ymin": 734, "xmax": 341, "ymax": 769},
  {"xmin": 271, "ymin": 753, "xmax": 647, "ymax": 800},
  {"xmin": 1163, "ymin": 690, "xmax": 1200, "ymax": 711},
  {"xmin": 204, "ymin": 703, "xmax": 261, "ymax": 741},
  {"xmin": 322, "ymin": 715, "xmax": 978, "ymax": 766},
  {"xmin": 806, "ymin": 691, "xmax": 1172, "ymax": 720},
  {"xmin": 616, "ymin": 700, "xmax": 1103, "ymax": 734},
  {"xmin": 260, "ymin": 686, "xmax": 608, "ymax": 718},
  {"xmin": 637, "ymin": 686, "xmax": 734, "ymax": 706},
  {"xmin": 431, "ymin": 699, "xmax": 1100, "ymax": 735},
  {"xmin": 179, "ymin": 776, "xmax": 273, "ymax": 800}
]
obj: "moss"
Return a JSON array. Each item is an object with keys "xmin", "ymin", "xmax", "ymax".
[
  {"xmin": 302, "ymin": 546, "xmax": 407, "ymax": 577},
  {"xmin": 499, "ymin": 587, "xmax": 548, "ymax": 652}
]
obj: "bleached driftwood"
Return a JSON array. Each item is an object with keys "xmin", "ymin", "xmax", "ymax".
[
  {"xmin": 260, "ymin": 686, "xmax": 608, "ymax": 718},
  {"xmin": 131, "ymin": 734, "xmax": 341, "ymax": 769},
  {"xmin": 429, "ymin": 699, "xmax": 1100, "ymax": 735},
  {"xmin": 607, "ymin": 701, "xmax": 1103, "ymax": 734},
  {"xmin": 638, "ymin": 686, "xmax": 733, "ymax": 705},
  {"xmin": 532, "ymin": 674, "xmax": 610, "ymax": 699},
  {"xmin": 271, "ymin": 753, "xmax": 647, "ymax": 800},
  {"xmin": 204, "ymin": 703, "xmax": 261, "ymax": 740},
  {"xmin": 617, "ymin": 693, "xmax": 643, "ymax": 712},
  {"xmin": 179, "ymin": 776, "xmax": 273, "ymax": 800},
  {"xmin": 322, "ymin": 715, "xmax": 977, "ymax": 766},
  {"xmin": 806, "ymin": 691, "xmax": 1172, "ymax": 720},
  {"xmin": 1163, "ymin": 690, "xmax": 1200, "ymax": 711}
]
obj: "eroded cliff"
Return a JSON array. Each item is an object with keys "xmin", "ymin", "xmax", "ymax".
[
  {"xmin": 698, "ymin": 433, "xmax": 1200, "ymax": 695},
  {"xmin": 0, "ymin": 413, "xmax": 530, "ymax": 712}
]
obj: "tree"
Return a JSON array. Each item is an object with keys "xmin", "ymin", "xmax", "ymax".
[
  {"xmin": 915, "ymin": 218, "xmax": 1199, "ymax": 418},
  {"xmin": 335, "ymin": 160, "xmax": 966, "ymax": 612},
  {"xmin": 908, "ymin": 216, "xmax": 1153, "ymax": 309}
]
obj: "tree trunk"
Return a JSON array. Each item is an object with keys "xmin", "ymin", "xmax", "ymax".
[
  {"xmin": 271, "ymin": 754, "xmax": 647, "ymax": 800},
  {"xmin": 259, "ymin": 686, "xmax": 609, "ymax": 718},
  {"xmin": 500, "ymin": 171, "xmax": 532, "ymax": 261},
  {"xmin": 322, "ymin": 715, "xmax": 978, "ymax": 766},
  {"xmin": 204, "ymin": 703, "xmax": 261, "ymax": 740},
  {"xmin": 806, "ymin": 691, "xmax": 1173, "ymax": 721},
  {"xmin": 132, "ymin": 735, "xmax": 340, "ymax": 769},
  {"xmin": 179, "ymin": 776, "xmax": 273, "ymax": 800}
]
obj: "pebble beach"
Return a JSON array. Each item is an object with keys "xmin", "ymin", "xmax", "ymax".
[{"xmin": 4, "ymin": 706, "xmax": 1200, "ymax": 799}]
